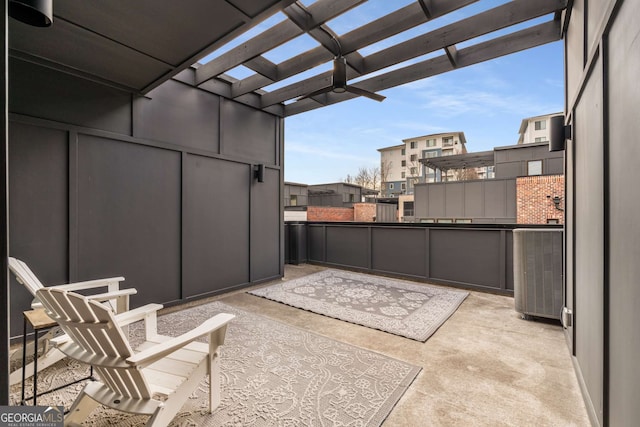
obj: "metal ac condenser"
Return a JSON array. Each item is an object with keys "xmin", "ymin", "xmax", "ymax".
[{"xmin": 513, "ymin": 229, "xmax": 564, "ymax": 320}]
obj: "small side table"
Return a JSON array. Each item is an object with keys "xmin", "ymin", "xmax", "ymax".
[{"xmin": 21, "ymin": 308, "xmax": 93, "ymax": 406}]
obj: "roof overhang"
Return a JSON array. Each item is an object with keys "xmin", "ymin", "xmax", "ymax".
[
  {"xmin": 8, "ymin": 0, "xmax": 568, "ymax": 117},
  {"xmin": 420, "ymin": 150, "xmax": 495, "ymax": 171}
]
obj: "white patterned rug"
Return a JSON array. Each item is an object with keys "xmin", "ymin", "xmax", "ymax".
[
  {"xmin": 249, "ymin": 269, "xmax": 469, "ymax": 342},
  {"xmin": 10, "ymin": 301, "xmax": 420, "ymax": 426}
]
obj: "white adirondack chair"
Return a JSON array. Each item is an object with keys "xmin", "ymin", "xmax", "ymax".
[
  {"xmin": 37, "ymin": 287, "xmax": 234, "ymax": 427},
  {"xmin": 9, "ymin": 257, "xmax": 138, "ymax": 385}
]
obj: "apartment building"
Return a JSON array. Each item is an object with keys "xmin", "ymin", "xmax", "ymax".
[
  {"xmin": 378, "ymin": 132, "xmax": 467, "ymax": 197},
  {"xmin": 517, "ymin": 112, "xmax": 563, "ymax": 144}
]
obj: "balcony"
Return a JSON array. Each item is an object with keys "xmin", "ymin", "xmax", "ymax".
[{"xmin": 9, "ymin": 259, "xmax": 588, "ymax": 424}]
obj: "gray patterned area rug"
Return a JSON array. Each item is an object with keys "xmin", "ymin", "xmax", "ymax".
[
  {"xmin": 10, "ymin": 301, "xmax": 420, "ymax": 426},
  {"xmin": 249, "ymin": 269, "xmax": 469, "ymax": 342}
]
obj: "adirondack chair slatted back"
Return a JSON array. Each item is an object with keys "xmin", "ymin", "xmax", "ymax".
[
  {"xmin": 37, "ymin": 288, "xmax": 153, "ymax": 400},
  {"xmin": 8, "ymin": 257, "xmax": 45, "ymax": 296}
]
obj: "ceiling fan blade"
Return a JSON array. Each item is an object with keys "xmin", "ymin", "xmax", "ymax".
[
  {"xmin": 296, "ymin": 86, "xmax": 332, "ymax": 102},
  {"xmin": 345, "ymin": 85, "xmax": 386, "ymax": 102}
]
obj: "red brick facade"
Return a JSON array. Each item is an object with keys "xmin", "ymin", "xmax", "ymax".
[
  {"xmin": 354, "ymin": 203, "xmax": 376, "ymax": 222},
  {"xmin": 307, "ymin": 206, "xmax": 354, "ymax": 222},
  {"xmin": 516, "ymin": 175, "xmax": 564, "ymax": 224}
]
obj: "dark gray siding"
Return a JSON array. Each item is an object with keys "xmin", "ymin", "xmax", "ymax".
[
  {"xmin": 414, "ymin": 179, "xmax": 516, "ymax": 223},
  {"xmin": 133, "ymin": 79, "xmax": 220, "ymax": 152},
  {"xmin": 494, "ymin": 143, "xmax": 564, "ymax": 178},
  {"xmin": 565, "ymin": 0, "xmax": 640, "ymax": 424},
  {"xmin": 305, "ymin": 223, "xmax": 524, "ymax": 294},
  {"xmin": 8, "ymin": 58, "xmax": 283, "ymax": 337},
  {"xmin": 76, "ymin": 135, "xmax": 182, "ymax": 305},
  {"xmin": 8, "ymin": 123, "xmax": 69, "ymax": 322},
  {"xmin": 607, "ymin": 2, "xmax": 640, "ymax": 423}
]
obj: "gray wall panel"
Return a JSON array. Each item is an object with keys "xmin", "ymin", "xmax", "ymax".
[
  {"xmin": 428, "ymin": 185, "xmax": 445, "ymax": 218},
  {"xmin": 308, "ymin": 226, "xmax": 326, "ymax": 262},
  {"xmin": 573, "ymin": 57, "xmax": 604, "ymax": 425},
  {"xmin": 430, "ymin": 229, "xmax": 501, "ymax": 288},
  {"xmin": 221, "ymin": 99, "xmax": 277, "ymax": 165},
  {"xmin": 464, "ymin": 181, "xmax": 484, "ymax": 217},
  {"xmin": 133, "ymin": 79, "xmax": 220, "ymax": 152},
  {"xmin": 546, "ymin": 157, "xmax": 564, "ymax": 175},
  {"xmin": 251, "ymin": 168, "xmax": 280, "ymax": 280},
  {"xmin": 445, "ymin": 183, "xmax": 464, "ymax": 217},
  {"xmin": 484, "ymin": 180, "xmax": 508, "ymax": 218},
  {"xmin": 9, "ymin": 59, "xmax": 132, "ymax": 135},
  {"xmin": 76, "ymin": 134, "xmax": 182, "ymax": 306},
  {"xmin": 326, "ymin": 226, "xmax": 368, "ymax": 268},
  {"xmin": 8, "ymin": 122, "xmax": 69, "ymax": 336},
  {"xmin": 371, "ymin": 228, "xmax": 426, "ymax": 277},
  {"xmin": 607, "ymin": 1, "xmax": 640, "ymax": 423},
  {"xmin": 183, "ymin": 155, "xmax": 250, "ymax": 297}
]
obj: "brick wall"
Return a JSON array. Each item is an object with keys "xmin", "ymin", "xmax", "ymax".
[
  {"xmin": 354, "ymin": 203, "xmax": 376, "ymax": 222},
  {"xmin": 307, "ymin": 206, "xmax": 354, "ymax": 222},
  {"xmin": 517, "ymin": 175, "xmax": 564, "ymax": 224}
]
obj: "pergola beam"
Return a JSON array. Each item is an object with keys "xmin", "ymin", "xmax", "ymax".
[
  {"xmin": 264, "ymin": 0, "xmax": 566, "ymax": 108},
  {"xmin": 285, "ymin": 20, "xmax": 562, "ymax": 116},
  {"xmin": 195, "ymin": 0, "xmax": 364, "ymax": 85},
  {"xmin": 232, "ymin": 0, "xmax": 479, "ymax": 98}
]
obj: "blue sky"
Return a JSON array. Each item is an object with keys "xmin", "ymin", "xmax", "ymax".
[{"xmin": 204, "ymin": 1, "xmax": 565, "ymax": 185}]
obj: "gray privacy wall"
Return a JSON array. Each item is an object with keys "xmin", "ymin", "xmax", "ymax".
[
  {"xmin": 564, "ymin": 1, "xmax": 640, "ymax": 425},
  {"xmin": 414, "ymin": 178, "xmax": 516, "ymax": 223},
  {"xmin": 301, "ymin": 222, "xmax": 524, "ymax": 295},
  {"xmin": 8, "ymin": 58, "xmax": 283, "ymax": 337}
]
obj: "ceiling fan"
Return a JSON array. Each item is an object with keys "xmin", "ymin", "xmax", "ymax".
[{"xmin": 299, "ymin": 56, "xmax": 386, "ymax": 102}]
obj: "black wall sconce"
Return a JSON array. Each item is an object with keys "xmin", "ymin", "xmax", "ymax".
[
  {"xmin": 549, "ymin": 115, "xmax": 571, "ymax": 152},
  {"xmin": 9, "ymin": 0, "xmax": 53, "ymax": 27},
  {"xmin": 254, "ymin": 164, "xmax": 265, "ymax": 183},
  {"xmin": 548, "ymin": 195, "xmax": 564, "ymax": 211}
]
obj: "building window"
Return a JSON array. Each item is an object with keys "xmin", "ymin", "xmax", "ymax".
[
  {"xmin": 401, "ymin": 183, "xmax": 406, "ymax": 191},
  {"xmin": 410, "ymin": 154, "xmax": 418, "ymax": 161},
  {"xmin": 401, "ymin": 160, "xmax": 406, "ymax": 167},
  {"xmin": 349, "ymin": 194, "xmax": 355, "ymax": 202},
  {"xmin": 443, "ymin": 136, "xmax": 454, "ymax": 147},
  {"xmin": 534, "ymin": 137, "xmax": 547, "ymax": 142},
  {"xmin": 442, "ymin": 149, "xmax": 453, "ymax": 156},
  {"xmin": 425, "ymin": 150, "xmax": 438, "ymax": 158},
  {"xmin": 455, "ymin": 219, "xmax": 472, "ymax": 223},
  {"xmin": 410, "ymin": 141, "xmax": 417, "ymax": 149},
  {"xmin": 403, "ymin": 201, "xmax": 414, "ymax": 217},
  {"xmin": 534, "ymin": 120, "xmax": 546, "ymax": 130},
  {"xmin": 410, "ymin": 167, "xmax": 417, "ymax": 175},
  {"xmin": 401, "ymin": 172, "xmax": 405, "ymax": 178},
  {"xmin": 290, "ymin": 195, "xmax": 297, "ymax": 206},
  {"xmin": 389, "ymin": 183, "xmax": 394, "ymax": 189},
  {"xmin": 528, "ymin": 160, "xmax": 543, "ymax": 176},
  {"xmin": 547, "ymin": 219, "xmax": 560, "ymax": 224},
  {"xmin": 426, "ymin": 139, "xmax": 436, "ymax": 147},
  {"xmin": 401, "ymin": 148, "xmax": 406, "ymax": 155}
]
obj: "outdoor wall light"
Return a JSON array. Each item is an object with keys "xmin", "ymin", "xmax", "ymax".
[
  {"xmin": 549, "ymin": 115, "xmax": 571, "ymax": 152},
  {"xmin": 9, "ymin": 0, "xmax": 53, "ymax": 27},
  {"xmin": 254, "ymin": 164, "xmax": 265, "ymax": 183},
  {"xmin": 548, "ymin": 195, "xmax": 564, "ymax": 211}
]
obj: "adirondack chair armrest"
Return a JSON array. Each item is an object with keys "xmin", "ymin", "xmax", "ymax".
[
  {"xmin": 126, "ymin": 313, "xmax": 235, "ymax": 368},
  {"xmin": 54, "ymin": 276, "xmax": 126, "ymax": 292},
  {"xmin": 86, "ymin": 288, "xmax": 138, "ymax": 303},
  {"xmin": 114, "ymin": 303, "xmax": 164, "ymax": 327}
]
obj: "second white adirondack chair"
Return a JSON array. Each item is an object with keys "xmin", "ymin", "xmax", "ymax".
[
  {"xmin": 9, "ymin": 257, "xmax": 138, "ymax": 385},
  {"xmin": 37, "ymin": 287, "xmax": 234, "ymax": 427}
]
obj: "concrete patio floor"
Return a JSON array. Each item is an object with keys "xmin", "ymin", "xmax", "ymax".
[{"xmin": 204, "ymin": 263, "xmax": 590, "ymax": 426}]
